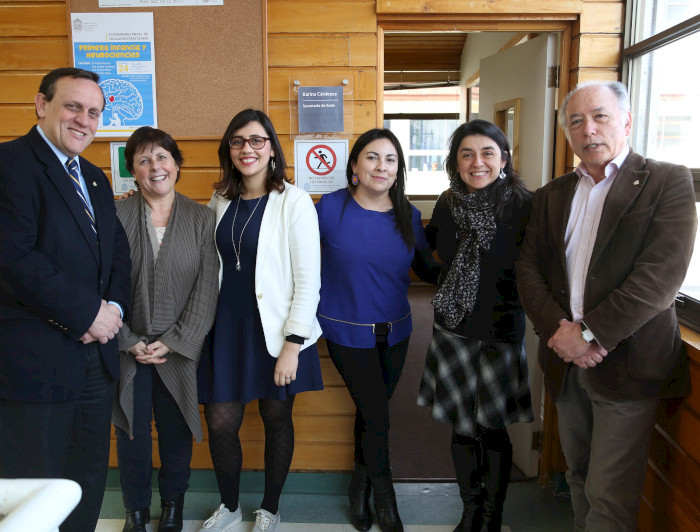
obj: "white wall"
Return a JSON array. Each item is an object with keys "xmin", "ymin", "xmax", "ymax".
[{"xmin": 459, "ymin": 32, "xmax": 517, "ymax": 122}]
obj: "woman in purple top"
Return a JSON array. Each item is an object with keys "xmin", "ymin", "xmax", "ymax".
[{"xmin": 315, "ymin": 129, "xmax": 437, "ymax": 532}]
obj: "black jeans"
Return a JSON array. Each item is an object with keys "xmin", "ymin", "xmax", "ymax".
[
  {"xmin": 115, "ymin": 363, "xmax": 193, "ymax": 510},
  {"xmin": 326, "ymin": 336, "xmax": 409, "ymax": 478}
]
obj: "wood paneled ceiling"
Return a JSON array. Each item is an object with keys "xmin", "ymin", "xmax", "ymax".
[{"xmin": 384, "ymin": 31, "xmax": 467, "ymax": 89}]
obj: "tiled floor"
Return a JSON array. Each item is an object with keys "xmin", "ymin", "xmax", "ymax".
[{"xmin": 98, "ymin": 471, "xmax": 573, "ymax": 531}]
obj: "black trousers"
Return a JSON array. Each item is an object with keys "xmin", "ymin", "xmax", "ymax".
[
  {"xmin": 0, "ymin": 344, "xmax": 114, "ymax": 532},
  {"xmin": 326, "ymin": 337, "xmax": 409, "ymax": 478},
  {"xmin": 115, "ymin": 363, "xmax": 193, "ymax": 511}
]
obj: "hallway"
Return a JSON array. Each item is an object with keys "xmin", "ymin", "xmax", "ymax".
[{"xmin": 96, "ymin": 470, "xmax": 573, "ymax": 531}]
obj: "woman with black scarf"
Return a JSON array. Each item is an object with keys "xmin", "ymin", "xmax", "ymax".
[{"xmin": 417, "ymin": 120, "xmax": 534, "ymax": 532}]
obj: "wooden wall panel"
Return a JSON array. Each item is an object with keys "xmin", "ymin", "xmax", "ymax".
[
  {"xmin": 0, "ymin": 72, "xmax": 45, "ymax": 103},
  {"xmin": 0, "ymin": 5, "xmax": 66, "ymax": 36},
  {"xmin": 267, "ymin": 0, "xmax": 376, "ymax": 33},
  {"xmin": 640, "ymin": 335, "xmax": 700, "ymax": 530},
  {"xmin": 268, "ymin": 34, "xmax": 377, "ymax": 68},
  {"xmin": 639, "ymin": 467, "xmax": 700, "ymax": 532},
  {"xmin": 574, "ymin": 35, "xmax": 621, "ymax": 68},
  {"xmin": 0, "ymin": 106, "xmax": 37, "ymax": 137},
  {"xmin": 376, "ymin": 0, "xmax": 584, "ymax": 14},
  {"xmin": 0, "ymin": 38, "xmax": 69, "ymax": 70},
  {"xmin": 575, "ymin": 2, "xmax": 624, "ymax": 34}
]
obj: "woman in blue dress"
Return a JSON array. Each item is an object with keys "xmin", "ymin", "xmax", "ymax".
[
  {"xmin": 198, "ymin": 109, "xmax": 323, "ymax": 532},
  {"xmin": 315, "ymin": 129, "xmax": 438, "ymax": 532}
]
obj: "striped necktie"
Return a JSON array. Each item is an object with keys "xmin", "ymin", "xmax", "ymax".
[{"xmin": 66, "ymin": 158, "xmax": 97, "ymax": 238}]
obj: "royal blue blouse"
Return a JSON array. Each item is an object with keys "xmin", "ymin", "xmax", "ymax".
[{"xmin": 316, "ymin": 188, "xmax": 430, "ymax": 348}]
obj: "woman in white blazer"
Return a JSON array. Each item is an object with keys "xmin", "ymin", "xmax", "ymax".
[{"xmin": 198, "ymin": 109, "xmax": 323, "ymax": 532}]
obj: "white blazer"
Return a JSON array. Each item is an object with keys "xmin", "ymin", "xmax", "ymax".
[{"xmin": 208, "ymin": 182, "xmax": 322, "ymax": 357}]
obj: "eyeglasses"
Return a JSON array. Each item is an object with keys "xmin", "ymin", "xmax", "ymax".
[{"xmin": 229, "ymin": 136, "xmax": 269, "ymax": 150}]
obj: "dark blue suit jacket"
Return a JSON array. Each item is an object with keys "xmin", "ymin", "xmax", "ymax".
[{"xmin": 0, "ymin": 126, "xmax": 131, "ymax": 402}]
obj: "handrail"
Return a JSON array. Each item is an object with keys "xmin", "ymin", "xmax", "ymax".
[{"xmin": 0, "ymin": 479, "xmax": 81, "ymax": 532}]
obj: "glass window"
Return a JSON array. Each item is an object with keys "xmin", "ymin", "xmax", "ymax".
[
  {"xmin": 625, "ymin": 0, "xmax": 700, "ymax": 327},
  {"xmin": 628, "ymin": 31, "xmax": 700, "ymax": 168},
  {"xmin": 384, "ymin": 118, "xmax": 459, "ymax": 196},
  {"xmin": 631, "ymin": 0, "xmax": 698, "ymax": 42}
]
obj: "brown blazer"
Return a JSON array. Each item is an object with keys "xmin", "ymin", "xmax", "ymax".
[{"xmin": 516, "ymin": 150, "xmax": 697, "ymax": 401}]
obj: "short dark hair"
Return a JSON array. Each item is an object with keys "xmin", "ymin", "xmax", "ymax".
[
  {"xmin": 214, "ymin": 109, "xmax": 286, "ymax": 199},
  {"xmin": 124, "ymin": 126, "xmax": 184, "ymax": 182},
  {"xmin": 345, "ymin": 128, "xmax": 415, "ymax": 248},
  {"xmin": 446, "ymin": 119, "xmax": 531, "ymax": 217},
  {"xmin": 38, "ymin": 68, "xmax": 104, "ymax": 111}
]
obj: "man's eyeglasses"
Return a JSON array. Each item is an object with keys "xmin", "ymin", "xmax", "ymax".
[{"xmin": 229, "ymin": 136, "xmax": 269, "ymax": 150}]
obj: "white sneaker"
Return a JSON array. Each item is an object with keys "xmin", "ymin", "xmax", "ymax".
[
  {"xmin": 253, "ymin": 509, "xmax": 280, "ymax": 532},
  {"xmin": 198, "ymin": 503, "xmax": 242, "ymax": 531}
]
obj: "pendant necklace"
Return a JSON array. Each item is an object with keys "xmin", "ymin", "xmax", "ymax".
[{"xmin": 231, "ymin": 194, "xmax": 264, "ymax": 271}]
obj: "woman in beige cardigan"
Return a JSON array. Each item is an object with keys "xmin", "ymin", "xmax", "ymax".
[{"xmin": 112, "ymin": 127, "xmax": 219, "ymax": 532}]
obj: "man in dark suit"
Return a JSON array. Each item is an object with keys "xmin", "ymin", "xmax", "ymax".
[
  {"xmin": 0, "ymin": 68, "xmax": 131, "ymax": 531},
  {"xmin": 516, "ymin": 81, "xmax": 697, "ymax": 531}
]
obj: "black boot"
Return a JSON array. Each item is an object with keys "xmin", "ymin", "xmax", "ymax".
[
  {"xmin": 158, "ymin": 494, "xmax": 184, "ymax": 532},
  {"xmin": 451, "ymin": 435, "xmax": 483, "ymax": 532},
  {"xmin": 349, "ymin": 462, "xmax": 373, "ymax": 531},
  {"xmin": 123, "ymin": 508, "xmax": 150, "ymax": 532},
  {"xmin": 371, "ymin": 474, "xmax": 404, "ymax": 532},
  {"xmin": 480, "ymin": 441, "xmax": 512, "ymax": 532}
]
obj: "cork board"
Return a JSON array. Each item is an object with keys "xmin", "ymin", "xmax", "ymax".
[{"xmin": 68, "ymin": 0, "xmax": 264, "ymax": 137}]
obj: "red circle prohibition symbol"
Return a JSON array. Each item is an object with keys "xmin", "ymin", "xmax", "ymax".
[{"xmin": 306, "ymin": 145, "xmax": 337, "ymax": 176}]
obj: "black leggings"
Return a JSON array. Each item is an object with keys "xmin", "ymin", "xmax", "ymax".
[
  {"xmin": 326, "ymin": 337, "xmax": 409, "ymax": 479},
  {"xmin": 204, "ymin": 396, "xmax": 295, "ymax": 515}
]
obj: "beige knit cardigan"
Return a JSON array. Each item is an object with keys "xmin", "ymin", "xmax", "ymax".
[{"xmin": 112, "ymin": 191, "xmax": 219, "ymax": 442}]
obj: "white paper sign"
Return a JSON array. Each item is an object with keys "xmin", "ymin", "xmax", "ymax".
[
  {"xmin": 110, "ymin": 142, "xmax": 138, "ymax": 195},
  {"xmin": 294, "ymin": 140, "xmax": 348, "ymax": 194}
]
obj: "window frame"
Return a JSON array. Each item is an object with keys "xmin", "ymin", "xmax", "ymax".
[
  {"xmin": 623, "ymin": 7, "xmax": 700, "ymax": 331},
  {"xmin": 384, "ymin": 112, "xmax": 460, "ymax": 200}
]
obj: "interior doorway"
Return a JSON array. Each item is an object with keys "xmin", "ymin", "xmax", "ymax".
[{"xmin": 382, "ymin": 27, "xmax": 563, "ymax": 481}]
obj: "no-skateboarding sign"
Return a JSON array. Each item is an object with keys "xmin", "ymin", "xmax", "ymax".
[{"xmin": 294, "ymin": 140, "xmax": 348, "ymax": 194}]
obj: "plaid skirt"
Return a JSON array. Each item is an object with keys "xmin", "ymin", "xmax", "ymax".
[{"xmin": 417, "ymin": 322, "xmax": 533, "ymax": 437}]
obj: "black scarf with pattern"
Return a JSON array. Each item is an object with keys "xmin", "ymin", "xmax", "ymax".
[{"xmin": 432, "ymin": 178, "xmax": 512, "ymax": 330}]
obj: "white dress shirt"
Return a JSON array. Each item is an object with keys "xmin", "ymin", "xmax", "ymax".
[{"xmin": 565, "ymin": 145, "xmax": 630, "ymax": 322}]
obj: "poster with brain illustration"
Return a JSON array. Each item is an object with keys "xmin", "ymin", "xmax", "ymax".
[{"xmin": 71, "ymin": 12, "xmax": 156, "ymax": 136}]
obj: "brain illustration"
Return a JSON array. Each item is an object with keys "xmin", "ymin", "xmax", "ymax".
[{"xmin": 99, "ymin": 79, "xmax": 144, "ymax": 125}]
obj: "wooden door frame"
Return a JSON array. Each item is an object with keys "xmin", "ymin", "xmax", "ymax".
[
  {"xmin": 376, "ymin": 15, "xmax": 576, "ymax": 486},
  {"xmin": 377, "ymin": 15, "xmax": 573, "ymax": 181}
]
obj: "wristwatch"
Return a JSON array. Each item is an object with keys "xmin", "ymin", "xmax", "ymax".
[{"xmin": 580, "ymin": 322, "xmax": 595, "ymax": 343}]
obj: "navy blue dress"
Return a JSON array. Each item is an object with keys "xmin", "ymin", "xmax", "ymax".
[{"xmin": 198, "ymin": 195, "xmax": 323, "ymax": 404}]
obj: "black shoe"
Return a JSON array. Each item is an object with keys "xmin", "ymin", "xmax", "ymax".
[
  {"xmin": 123, "ymin": 508, "xmax": 150, "ymax": 532},
  {"xmin": 158, "ymin": 494, "xmax": 184, "ymax": 532},
  {"xmin": 451, "ymin": 436, "xmax": 484, "ymax": 532},
  {"xmin": 371, "ymin": 475, "xmax": 403, "ymax": 532},
  {"xmin": 479, "ymin": 444, "xmax": 512, "ymax": 532},
  {"xmin": 349, "ymin": 462, "xmax": 373, "ymax": 531}
]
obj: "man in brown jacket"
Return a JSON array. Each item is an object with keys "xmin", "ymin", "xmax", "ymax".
[{"xmin": 516, "ymin": 81, "xmax": 697, "ymax": 531}]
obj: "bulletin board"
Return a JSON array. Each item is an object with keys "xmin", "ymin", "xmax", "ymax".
[{"xmin": 68, "ymin": 0, "xmax": 264, "ymax": 137}]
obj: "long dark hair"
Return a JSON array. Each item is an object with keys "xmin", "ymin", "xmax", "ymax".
[
  {"xmin": 345, "ymin": 128, "xmax": 415, "ymax": 248},
  {"xmin": 214, "ymin": 109, "xmax": 286, "ymax": 199},
  {"xmin": 445, "ymin": 120, "xmax": 531, "ymax": 217}
]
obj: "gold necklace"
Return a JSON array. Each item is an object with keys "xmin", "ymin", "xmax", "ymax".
[{"xmin": 231, "ymin": 195, "xmax": 263, "ymax": 271}]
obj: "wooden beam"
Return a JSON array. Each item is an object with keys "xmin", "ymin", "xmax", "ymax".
[{"xmin": 377, "ymin": 0, "xmax": 583, "ymax": 15}]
